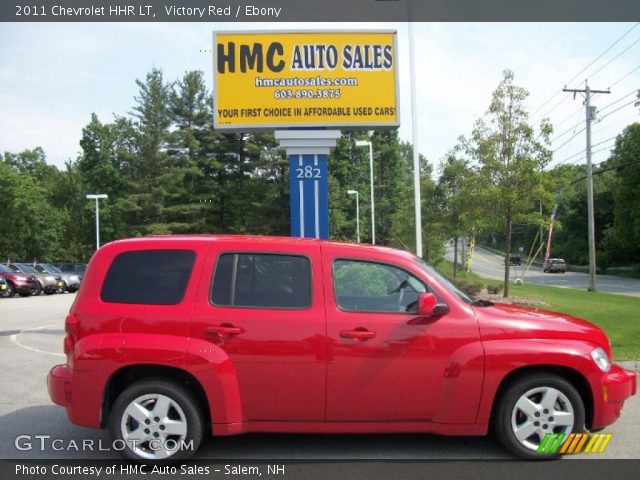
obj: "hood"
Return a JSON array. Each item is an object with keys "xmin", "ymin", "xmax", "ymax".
[{"xmin": 474, "ymin": 302, "xmax": 610, "ymax": 353}]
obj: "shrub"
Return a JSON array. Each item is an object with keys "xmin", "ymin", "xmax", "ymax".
[{"xmin": 454, "ymin": 279, "xmax": 484, "ymax": 296}]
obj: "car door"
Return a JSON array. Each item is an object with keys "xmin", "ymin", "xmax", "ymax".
[
  {"xmin": 322, "ymin": 246, "xmax": 482, "ymax": 423},
  {"xmin": 190, "ymin": 241, "xmax": 327, "ymax": 422}
]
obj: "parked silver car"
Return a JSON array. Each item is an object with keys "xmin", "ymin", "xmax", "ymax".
[{"xmin": 35, "ymin": 263, "xmax": 80, "ymax": 293}]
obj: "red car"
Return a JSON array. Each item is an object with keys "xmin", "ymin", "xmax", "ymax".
[
  {"xmin": 0, "ymin": 263, "xmax": 39, "ymax": 297},
  {"xmin": 48, "ymin": 235, "xmax": 636, "ymax": 461}
]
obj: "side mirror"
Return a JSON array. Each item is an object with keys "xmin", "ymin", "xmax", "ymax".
[
  {"xmin": 416, "ymin": 292, "xmax": 449, "ymax": 318},
  {"xmin": 417, "ymin": 292, "xmax": 437, "ymax": 316}
]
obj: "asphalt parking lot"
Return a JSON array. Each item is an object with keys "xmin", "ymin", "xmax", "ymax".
[{"xmin": 0, "ymin": 294, "xmax": 638, "ymax": 460}]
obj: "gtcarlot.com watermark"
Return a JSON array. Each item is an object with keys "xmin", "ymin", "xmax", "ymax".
[{"xmin": 14, "ymin": 434, "xmax": 193, "ymax": 453}]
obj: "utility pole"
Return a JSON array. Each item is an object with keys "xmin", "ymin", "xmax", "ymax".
[
  {"xmin": 539, "ymin": 201, "xmax": 544, "ymax": 254},
  {"xmin": 563, "ymin": 81, "xmax": 610, "ymax": 292}
]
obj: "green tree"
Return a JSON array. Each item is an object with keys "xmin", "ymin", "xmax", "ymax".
[
  {"xmin": 470, "ymin": 70, "xmax": 553, "ymax": 297},
  {"xmin": 436, "ymin": 147, "xmax": 475, "ymax": 276},
  {"xmin": 609, "ymin": 123, "xmax": 640, "ymax": 256}
]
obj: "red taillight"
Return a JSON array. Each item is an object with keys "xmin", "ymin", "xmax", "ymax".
[
  {"xmin": 63, "ymin": 336, "xmax": 73, "ymax": 355},
  {"xmin": 65, "ymin": 314, "xmax": 78, "ymax": 335},
  {"xmin": 64, "ymin": 314, "xmax": 78, "ymax": 356}
]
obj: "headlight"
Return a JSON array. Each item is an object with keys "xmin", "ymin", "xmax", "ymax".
[
  {"xmin": 15, "ymin": 275, "xmax": 27, "ymax": 281},
  {"xmin": 591, "ymin": 347, "xmax": 611, "ymax": 373},
  {"xmin": 45, "ymin": 276, "xmax": 55, "ymax": 282}
]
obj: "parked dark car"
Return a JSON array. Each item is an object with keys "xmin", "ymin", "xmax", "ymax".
[
  {"xmin": 53, "ymin": 262, "xmax": 87, "ymax": 281},
  {"xmin": 6, "ymin": 263, "xmax": 63, "ymax": 294},
  {"xmin": 544, "ymin": 258, "xmax": 567, "ymax": 273},
  {"xmin": 507, "ymin": 253, "xmax": 522, "ymax": 266},
  {"xmin": 35, "ymin": 263, "xmax": 81, "ymax": 293},
  {"xmin": 0, "ymin": 264, "xmax": 39, "ymax": 297}
]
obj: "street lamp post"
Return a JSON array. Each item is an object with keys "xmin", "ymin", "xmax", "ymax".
[
  {"xmin": 86, "ymin": 194, "xmax": 108, "ymax": 250},
  {"xmin": 355, "ymin": 140, "xmax": 375, "ymax": 244},
  {"xmin": 347, "ymin": 190, "xmax": 360, "ymax": 243}
]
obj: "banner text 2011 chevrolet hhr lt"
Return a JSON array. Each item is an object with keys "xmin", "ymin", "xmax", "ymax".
[{"xmin": 48, "ymin": 235, "xmax": 636, "ymax": 460}]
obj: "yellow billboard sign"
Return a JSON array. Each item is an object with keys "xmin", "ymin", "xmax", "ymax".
[{"xmin": 213, "ymin": 31, "xmax": 399, "ymax": 130}]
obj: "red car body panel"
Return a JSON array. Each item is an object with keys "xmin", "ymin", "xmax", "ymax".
[{"xmin": 47, "ymin": 235, "xmax": 636, "ymax": 441}]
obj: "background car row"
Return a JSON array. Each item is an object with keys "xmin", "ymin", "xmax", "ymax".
[{"xmin": 0, "ymin": 262, "xmax": 86, "ymax": 298}]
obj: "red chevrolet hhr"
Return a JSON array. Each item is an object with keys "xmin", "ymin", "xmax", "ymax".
[{"xmin": 48, "ymin": 235, "xmax": 636, "ymax": 460}]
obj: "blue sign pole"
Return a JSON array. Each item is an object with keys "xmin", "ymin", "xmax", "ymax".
[
  {"xmin": 289, "ymin": 154, "xmax": 329, "ymax": 239},
  {"xmin": 275, "ymin": 130, "xmax": 341, "ymax": 241}
]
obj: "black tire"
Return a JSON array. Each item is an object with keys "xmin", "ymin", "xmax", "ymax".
[
  {"xmin": 31, "ymin": 282, "xmax": 42, "ymax": 296},
  {"xmin": 110, "ymin": 379, "xmax": 203, "ymax": 461},
  {"xmin": 2, "ymin": 282, "xmax": 14, "ymax": 298},
  {"xmin": 493, "ymin": 373, "xmax": 585, "ymax": 460}
]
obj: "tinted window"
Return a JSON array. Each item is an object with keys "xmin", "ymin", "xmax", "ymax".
[
  {"xmin": 101, "ymin": 250, "xmax": 195, "ymax": 305},
  {"xmin": 211, "ymin": 253, "xmax": 311, "ymax": 309},
  {"xmin": 333, "ymin": 259, "xmax": 426, "ymax": 313}
]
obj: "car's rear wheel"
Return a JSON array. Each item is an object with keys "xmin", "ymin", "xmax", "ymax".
[
  {"xmin": 110, "ymin": 379, "xmax": 203, "ymax": 461},
  {"xmin": 493, "ymin": 374, "xmax": 585, "ymax": 459}
]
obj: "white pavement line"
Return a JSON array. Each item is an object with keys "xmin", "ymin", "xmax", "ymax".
[{"xmin": 9, "ymin": 322, "xmax": 65, "ymax": 357}]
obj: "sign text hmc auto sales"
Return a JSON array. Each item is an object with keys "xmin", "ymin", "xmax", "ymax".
[{"xmin": 213, "ymin": 31, "xmax": 399, "ymax": 130}]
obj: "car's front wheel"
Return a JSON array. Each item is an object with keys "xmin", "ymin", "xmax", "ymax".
[
  {"xmin": 493, "ymin": 373, "xmax": 585, "ymax": 459},
  {"xmin": 110, "ymin": 379, "xmax": 204, "ymax": 461},
  {"xmin": 2, "ymin": 282, "xmax": 14, "ymax": 298}
]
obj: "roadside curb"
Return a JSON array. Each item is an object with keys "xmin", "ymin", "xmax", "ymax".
[{"xmin": 618, "ymin": 361, "xmax": 640, "ymax": 371}]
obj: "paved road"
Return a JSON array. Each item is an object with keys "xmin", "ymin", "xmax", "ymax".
[
  {"xmin": 0, "ymin": 294, "xmax": 638, "ymax": 460},
  {"xmin": 447, "ymin": 243, "xmax": 640, "ymax": 297}
]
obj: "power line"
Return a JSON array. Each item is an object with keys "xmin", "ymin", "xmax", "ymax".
[
  {"xmin": 597, "ymin": 98, "xmax": 638, "ymax": 122},
  {"xmin": 567, "ymin": 144, "xmax": 617, "ymax": 165},
  {"xmin": 608, "ymin": 65, "xmax": 640, "ymax": 89},
  {"xmin": 568, "ymin": 157, "xmax": 640, "ymax": 183},
  {"xmin": 553, "ymin": 105, "xmax": 585, "ymax": 129},
  {"xmin": 537, "ymin": 95, "xmax": 572, "ymax": 121},
  {"xmin": 592, "ymin": 135, "xmax": 619, "ymax": 149},
  {"xmin": 552, "ymin": 126, "xmax": 586, "ymax": 153},
  {"xmin": 530, "ymin": 23, "xmax": 640, "ymax": 117},
  {"xmin": 551, "ymin": 119, "xmax": 587, "ymax": 143},
  {"xmin": 586, "ymin": 35, "xmax": 640, "ymax": 83},
  {"xmin": 598, "ymin": 88, "xmax": 640, "ymax": 112},
  {"xmin": 566, "ymin": 23, "xmax": 640, "ymax": 88}
]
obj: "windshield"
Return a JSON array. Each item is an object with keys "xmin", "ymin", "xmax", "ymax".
[
  {"xmin": 0, "ymin": 264, "xmax": 14, "ymax": 273},
  {"xmin": 415, "ymin": 258, "xmax": 473, "ymax": 304},
  {"xmin": 42, "ymin": 264, "xmax": 63, "ymax": 273},
  {"xmin": 16, "ymin": 264, "xmax": 37, "ymax": 273}
]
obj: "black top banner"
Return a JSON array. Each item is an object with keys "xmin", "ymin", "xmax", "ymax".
[{"xmin": 2, "ymin": 0, "xmax": 640, "ymax": 22}]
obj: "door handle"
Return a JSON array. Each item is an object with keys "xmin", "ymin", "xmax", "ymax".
[
  {"xmin": 205, "ymin": 324, "xmax": 244, "ymax": 337},
  {"xmin": 340, "ymin": 328, "xmax": 377, "ymax": 340}
]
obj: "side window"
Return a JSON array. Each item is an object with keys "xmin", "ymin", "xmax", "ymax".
[
  {"xmin": 333, "ymin": 259, "xmax": 427, "ymax": 313},
  {"xmin": 211, "ymin": 253, "xmax": 311, "ymax": 309},
  {"xmin": 101, "ymin": 250, "xmax": 195, "ymax": 305}
]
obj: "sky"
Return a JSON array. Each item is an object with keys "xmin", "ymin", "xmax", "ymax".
[{"xmin": 1, "ymin": 22, "xmax": 639, "ymax": 174}]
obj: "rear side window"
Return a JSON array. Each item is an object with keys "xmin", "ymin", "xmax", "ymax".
[
  {"xmin": 101, "ymin": 250, "xmax": 195, "ymax": 305},
  {"xmin": 211, "ymin": 253, "xmax": 311, "ymax": 309}
]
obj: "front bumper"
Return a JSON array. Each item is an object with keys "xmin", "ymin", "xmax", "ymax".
[
  {"xmin": 592, "ymin": 364, "xmax": 637, "ymax": 429},
  {"xmin": 14, "ymin": 281, "xmax": 38, "ymax": 294}
]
